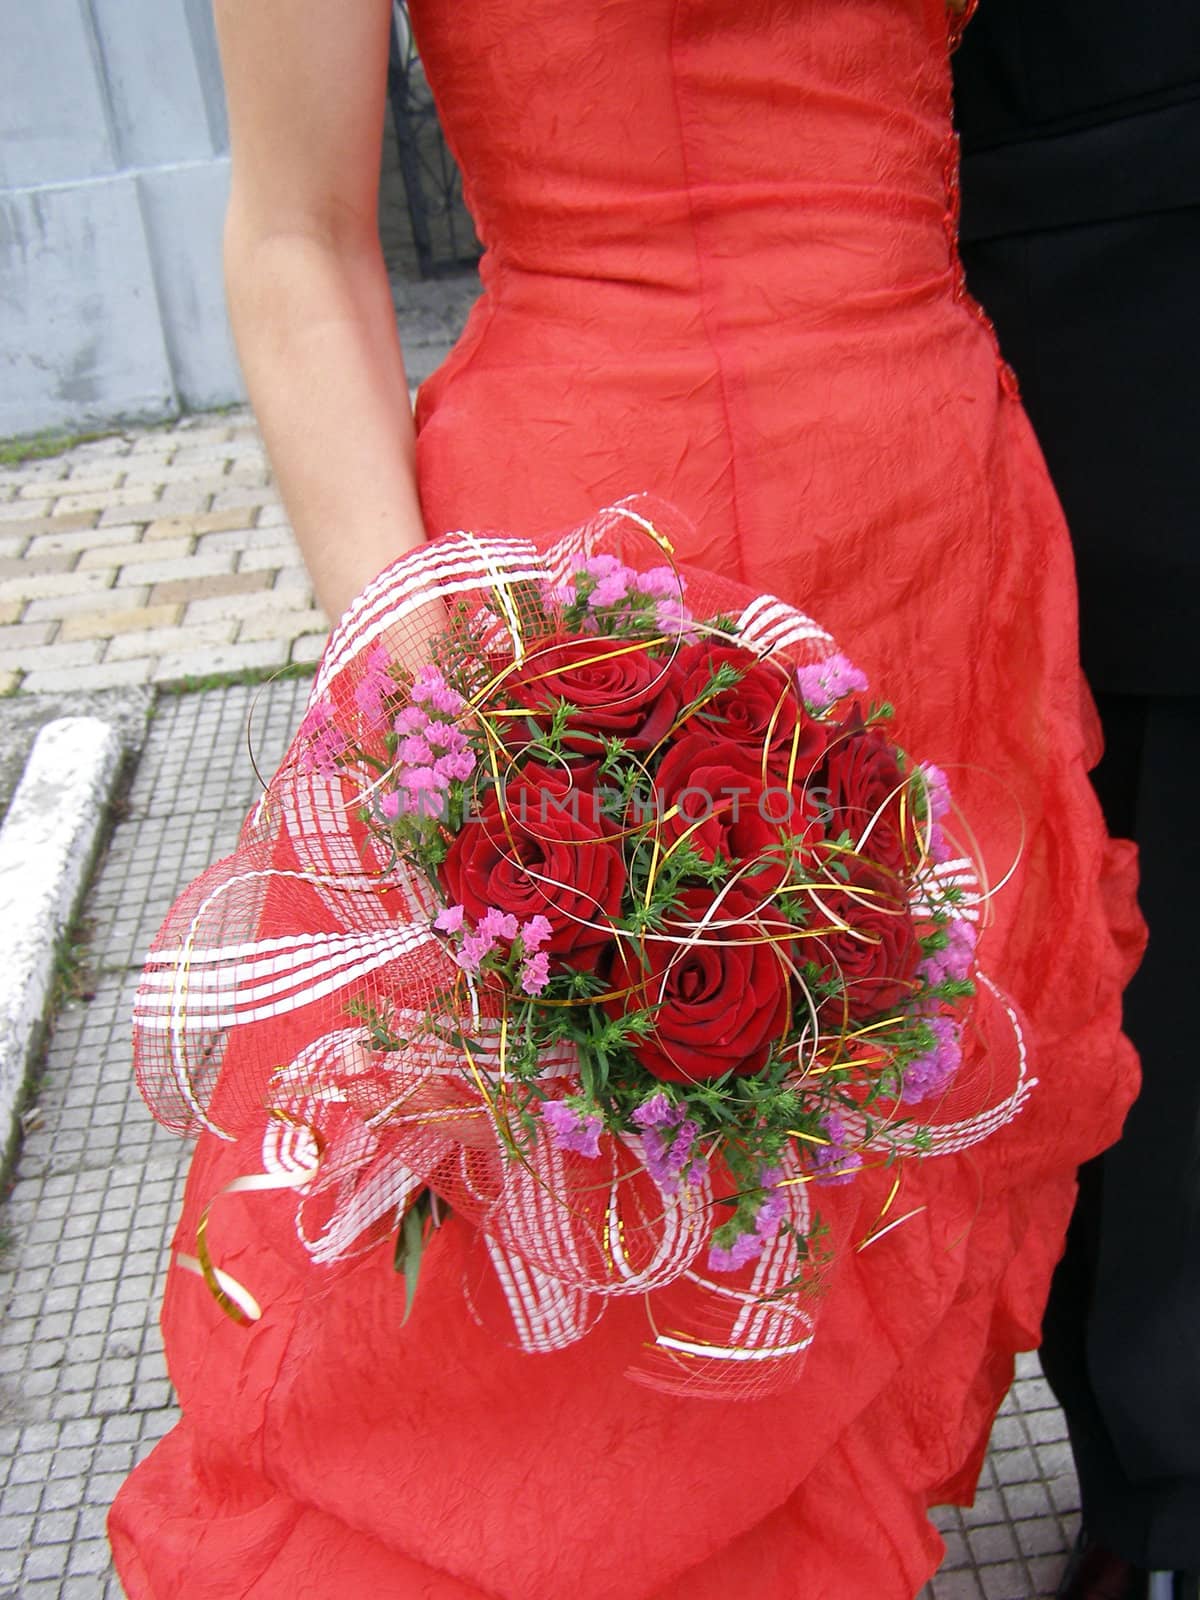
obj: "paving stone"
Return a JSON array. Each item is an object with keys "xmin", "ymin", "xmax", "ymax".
[
  {"xmin": 0, "ymin": 620, "xmax": 56, "ymax": 652},
  {"xmin": 0, "ymin": 497, "xmax": 52, "ymax": 521},
  {"xmin": 0, "ymin": 511, "xmax": 99, "ymax": 544},
  {"xmin": 21, "ymin": 659, "xmax": 153, "ymax": 694},
  {"xmin": 0, "ymin": 570, "xmax": 115, "ymax": 604},
  {"xmin": 22, "ymin": 587, "xmax": 150, "ymax": 624},
  {"xmin": 62, "ymin": 438, "xmax": 133, "ymax": 463},
  {"xmin": 55, "ymin": 473, "xmax": 126, "ymax": 495},
  {"xmin": 0, "ymin": 460, "xmax": 71, "ymax": 489},
  {"xmin": 143, "ymin": 508, "xmax": 258, "ymax": 543},
  {"xmin": 193, "ymin": 524, "xmax": 282, "ymax": 556},
  {"xmin": 26, "ymin": 525, "xmax": 151, "ymax": 560},
  {"xmin": 151, "ymin": 569, "xmax": 272, "ymax": 608},
  {"xmin": 0, "ymin": 552, "xmax": 76, "ymax": 579},
  {"xmin": 0, "ymin": 542, "xmax": 29, "ymax": 566},
  {"xmin": 126, "ymin": 437, "xmax": 181, "ymax": 458},
  {"xmin": 50, "ymin": 488, "xmax": 164, "ymax": 517},
  {"xmin": 78, "ymin": 539, "xmax": 193, "ymax": 573},
  {"xmin": 290, "ymin": 631, "xmax": 327, "ymax": 665},
  {"xmin": 238, "ymin": 606, "xmax": 326, "ymax": 644},
  {"xmin": 234, "ymin": 543, "xmax": 301, "ymax": 575},
  {"xmin": 272, "ymin": 565, "xmax": 316, "ymax": 600},
  {"xmin": 168, "ymin": 443, "xmax": 240, "ymax": 467},
  {"xmin": 115, "ymin": 551, "xmax": 234, "ymax": 588},
  {"xmin": 97, "ymin": 505, "xmax": 166, "ymax": 528},
  {"xmin": 978, "ymin": 1562, "xmax": 1030, "ymax": 1600},
  {"xmin": 173, "ymin": 419, "xmax": 244, "ymax": 442},
  {"xmin": 210, "ymin": 485, "xmax": 275, "ymax": 513},
  {"xmin": 151, "ymin": 637, "xmax": 290, "ymax": 684},
  {"xmin": 59, "ymin": 605, "xmax": 182, "ymax": 644},
  {"xmin": 105, "ymin": 620, "xmax": 236, "ymax": 663},
  {"xmin": 0, "ymin": 639, "xmax": 101, "ymax": 673},
  {"xmin": 120, "ymin": 460, "xmax": 233, "ymax": 487}
]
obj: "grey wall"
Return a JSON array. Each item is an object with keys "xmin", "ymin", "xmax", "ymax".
[{"xmin": 0, "ymin": 0, "xmax": 243, "ymax": 436}]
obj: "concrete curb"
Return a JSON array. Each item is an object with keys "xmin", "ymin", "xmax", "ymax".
[{"xmin": 0, "ymin": 717, "xmax": 123, "ymax": 1170}]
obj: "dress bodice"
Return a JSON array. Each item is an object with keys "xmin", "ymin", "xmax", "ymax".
[{"xmin": 409, "ymin": 0, "xmax": 967, "ymax": 333}]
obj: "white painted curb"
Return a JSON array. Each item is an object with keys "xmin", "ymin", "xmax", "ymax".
[{"xmin": 0, "ymin": 717, "xmax": 123, "ymax": 1166}]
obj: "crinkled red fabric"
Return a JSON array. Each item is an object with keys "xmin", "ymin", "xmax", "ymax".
[{"xmin": 109, "ymin": 1, "xmax": 1143, "ymax": 1594}]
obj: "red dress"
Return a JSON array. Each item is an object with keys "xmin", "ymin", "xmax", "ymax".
[{"xmin": 109, "ymin": 2, "xmax": 1143, "ymax": 1595}]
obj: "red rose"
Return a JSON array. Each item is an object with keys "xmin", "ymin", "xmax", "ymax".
[
  {"xmin": 506, "ymin": 633, "xmax": 681, "ymax": 755},
  {"xmin": 674, "ymin": 641, "xmax": 825, "ymax": 775},
  {"xmin": 814, "ymin": 712, "xmax": 916, "ymax": 878},
  {"xmin": 652, "ymin": 732, "xmax": 817, "ymax": 896},
  {"xmin": 606, "ymin": 887, "xmax": 792, "ymax": 1083},
  {"xmin": 502, "ymin": 757, "xmax": 610, "ymax": 831},
  {"xmin": 806, "ymin": 869, "xmax": 920, "ymax": 1021},
  {"xmin": 442, "ymin": 780, "xmax": 624, "ymax": 964}
]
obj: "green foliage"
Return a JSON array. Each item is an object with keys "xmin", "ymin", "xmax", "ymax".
[
  {"xmin": 157, "ymin": 660, "xmax": 317, "ymax": 697},
  {"xmin": 0, "ymin": 427, "xmax": 122, "ymax": 467}
]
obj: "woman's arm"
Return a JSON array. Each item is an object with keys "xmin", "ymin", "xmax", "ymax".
[{"xmin": 214, "ymin": 0, "xmax": 426, "ymax": 620}]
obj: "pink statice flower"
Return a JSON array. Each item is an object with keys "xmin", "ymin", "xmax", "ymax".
[
  {"xmin": 447, "ymin": 905, "xmax": 521, "ymax": 974},
  {"xmin": 436, "ymin": 749, "xmax": 476, "ymax": 783},
  {"xmin": 918, "ymin": 761, "xmax": 952, "ymax": 822},
  {"xmin": 708, "ymin": 1167, "xmax": 791, "ymax": 1273},
  {"xmin": 353, "ymin": 646, "xmax": 394, "ymax": 733},
  {"xmin": 434, "ymin": 905, "xmax": 465, "ymax": 934},
  {"xmin": 583, "ymin": 554, "xmax": 634, "ymax": 609},
  {"xmin": 425, "ymin": 721, "xmax": 470, "ymax": 754},
  {"xmin": 520, "ymin": 950, "xmax": 551, "ymax": 996},
  {"xmin": 394, "ymin": 705, "xmax": 427, "ymax": 736},
  {"xmin": 795, "ymin": 653, "xmax": 870, "ymax": 713},
  {"xmin": 902, "ymin": 1016, "xmax": 963, "ymax": 1104},
  {"xmin": 918, "ymin": 917, "xmax": 977, "ymax": 988},
  {"xmin": 296, "ymin": 697, "xmax": 348, "ymax": 776},
  {"xmin": 812, "ymin": 1111, "xmax": 863, "ymax": 1185},
  {"xmin": 708, "ymin": 1232, "xmax": 765, "ymax": 1273},
  {"xmin": 541, "ymin": 1100, "xmax": 603, "ymax": 1159},
  {"xmin": 654, "ymin": 596, "xmax": 696, "ymax": 639},
  {"xmin": 927, "ymin": 823, "xmax": 953, "ymax": 865},
  {"xmin": 454, "ymin": 932, "xmax": 492, "ymax": 974},
  {"xmin": 386, "ymin": 696, "xmax": 474, "ymax": 817},
  {"xmin": 642, "ymin": 1115, "xmax": 706, "ymax": 1197},
  {"xmin": 754, "ymin": 1167, "xmax": 789, "ymax": 1240},
  {"xmin": 399, "ymin": 733, "xmax": 435, "ymax": 766},
  {"xmin": 478, "ymin": 908, "xmax": 520, "ymax": 943},
  {"xmin": 631, "ymin": 1091, "xmax": 678, "ymax": 1130},
  {"xmin": 411, "ymin": 664, "xmax": 465, "ymax": 717},
  {"xmin": 520, "ymin": 915, "xmax": 553, "ymax": 954},
  {"xmin": 634, "ymin": 566, "xmax": 680, "ymax": 601},
  {"xmin": 539, "ymin": 578, "xmax": 578, "ymax": 609}
]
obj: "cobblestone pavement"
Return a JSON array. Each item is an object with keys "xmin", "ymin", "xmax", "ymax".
[
  {"xmin": 0, "ymin": 687, "xmax": 1084, "ymax": 1597},
  {"xmin": 0, "ymin": 414, "xmax": 326, "ymax": 697}
]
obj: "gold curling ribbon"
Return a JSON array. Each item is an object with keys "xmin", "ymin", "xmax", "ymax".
[{"xmin": 177, "ymin": 1114, "xmax": 322, "ymax": 1325}]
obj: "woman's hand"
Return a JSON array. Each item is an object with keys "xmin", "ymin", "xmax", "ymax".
[{"xmin": 214, "ymin": 0, "xmax": 430, "ymax": 621}]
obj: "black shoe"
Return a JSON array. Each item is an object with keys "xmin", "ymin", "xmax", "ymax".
[{"xmin": 1058, "ymin": 1533, "xmax": 1148, "ymax": 1600}]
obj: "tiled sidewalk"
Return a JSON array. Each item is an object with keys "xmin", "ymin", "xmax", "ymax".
[
  {"xmin": 0, "ymin": 414, "xmax": 326, "ymax": 695},
  {"xmin": 0, "ymin": 683, "xmax": 1084, "ymax": 1597}
]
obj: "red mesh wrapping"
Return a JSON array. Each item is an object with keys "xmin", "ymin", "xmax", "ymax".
[{"xmin": 132, "ymin": 497, "xmax": 1031, "ymax": 1398}]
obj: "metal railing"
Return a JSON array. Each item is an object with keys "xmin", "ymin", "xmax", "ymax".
[{"xmin": 387, "ymin": 4, "xmax": 481, "ymax": 278}]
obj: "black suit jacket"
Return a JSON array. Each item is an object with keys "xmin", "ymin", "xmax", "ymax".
[{"xmin": 953, "ymin": 2, "xmax": 1200, "ymax": 694}]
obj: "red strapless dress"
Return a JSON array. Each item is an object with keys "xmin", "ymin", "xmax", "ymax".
[{"xmin": 109, "ymin": 2, "xmax": 1143, "ymax": 1595}]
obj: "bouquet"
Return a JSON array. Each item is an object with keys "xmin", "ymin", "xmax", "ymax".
[{"xmin": 134, "ymin": 497, "xmax": 1033, "ymax": 1397}]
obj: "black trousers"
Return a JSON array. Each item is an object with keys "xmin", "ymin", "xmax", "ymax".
[{"xmin": 1040, "ymin": 692, "xmax": 1200, "ymax": 1569}]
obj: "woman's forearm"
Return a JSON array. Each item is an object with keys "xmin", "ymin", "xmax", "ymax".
[{"xmin": 225, "ymin": 218, "xmax": 428, "ymax": 621}]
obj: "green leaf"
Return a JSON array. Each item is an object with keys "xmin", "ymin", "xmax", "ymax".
[{"xmin": 393, "ymin": 1190, "xmax": 446, "ymax": 1324}]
